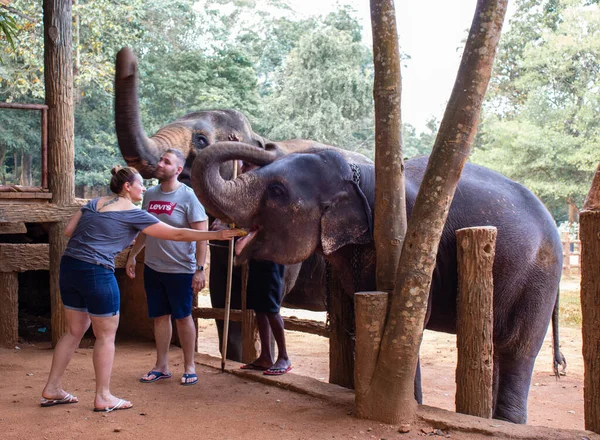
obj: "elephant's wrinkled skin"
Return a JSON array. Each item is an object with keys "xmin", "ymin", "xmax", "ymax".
[
  {"xmin": 191, "ymin": 142, "xmax": 565, "ymax": 424},
  {"xmin": 114, "ymin": 47, "xmax": 371, "ymax": 360}
]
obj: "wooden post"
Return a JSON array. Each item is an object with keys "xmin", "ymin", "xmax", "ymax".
[
  {"xmin": 329, "ymin": 270, "xmax": 355, "ymax": 388},
  {"xmin": 355, "ymin": 291, "xmax": 388, "ymax": 417},
  {"xmin": 455, "ymin": 227, "xmax": 496, "ymax": 419},
  {"xmin": 44, "ymin": 0, "xmax": 75, "ymax": 346},
  {"xmin": 0, "ymin": 272, "xmax": 19, "ymax": 348},
  {"xmin": 240, "ymin": 262, "xmax": 259, "ymax": 363},
  {"xmin": 580, "ymin": 210, "xmax": 600, "ymax": 433},
  {"xmin": 561, "ymin": 230, "xmax": 571, "ymax": 277}
]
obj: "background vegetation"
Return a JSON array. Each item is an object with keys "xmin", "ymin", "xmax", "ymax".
[{"xmin": 0, "ymin": 0, "xmax": 597, "ymax": 222}]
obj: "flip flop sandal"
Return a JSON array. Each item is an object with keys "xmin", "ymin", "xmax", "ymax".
[
  {"xmin": 93, "ymin": 399, "xmax": 133, "ymax": 412},
  {"xmin": 240, "ymin": 362, "xmax": 271, "ymax": 371},
  {"xmin": 263, "ymin": 365, "xmax": 293, "ymax": 376},
  {"xmin": 140, "ymin": 370, "xmax": 172, "ymax": 383},
  {"xmin": 40, "ymin": 392, "xmax": 78, "ymax": 407},
  {"xmin": 180, "ymin": 373, "xmax": 198, "ymax": 386}
]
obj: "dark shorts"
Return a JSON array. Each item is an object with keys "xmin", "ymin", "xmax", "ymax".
[
  {"xmin": 59, "ymin": 255, "xmax": 120, "ymax": 317},
  {"xmin": 144, "ymin": 265, "xmax": 194, "ymax": 320},
  {"xmin": 247, "ymin": 260, "xmax": 285, "ymax": 314}
]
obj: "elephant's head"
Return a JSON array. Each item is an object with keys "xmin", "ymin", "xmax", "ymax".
[
  {"xmin": 114, "ymin": 47, "xmax": 265, "ymax": 183},
  {"xmin": 191, "ymin": 141, "xmax": 374, "ymax": 265}
]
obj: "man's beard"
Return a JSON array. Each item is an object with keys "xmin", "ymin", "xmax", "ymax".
[{"xmin": 156, "ymin": 169, "xmax": 176, "ymax": 182}]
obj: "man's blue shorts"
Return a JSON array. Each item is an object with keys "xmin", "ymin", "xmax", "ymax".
[
  {"xmin": 144, "ymin": 265, "xmax": 194, "ymax": 320},
  {"xmin": 59, "ymin": 255, "xmax": 120, "ymax": 317}
]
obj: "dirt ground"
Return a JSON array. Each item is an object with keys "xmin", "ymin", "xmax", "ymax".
[{"xmin": 1, "ymin": 277, "xmax": 597, "ymax": 439}]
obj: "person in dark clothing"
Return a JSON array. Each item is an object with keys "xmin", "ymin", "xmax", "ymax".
[
  {"xmin": 242, "ymin": 258, "xmax": 292, "ymax": 375},
  {"xmin": 235, "ymin": 161, "xmax": 292, "ymax": 375}
]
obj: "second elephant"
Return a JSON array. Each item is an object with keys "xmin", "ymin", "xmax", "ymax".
[{"xmin": 191, "ymin": 141, "xmax": 565, "ymax": 425}]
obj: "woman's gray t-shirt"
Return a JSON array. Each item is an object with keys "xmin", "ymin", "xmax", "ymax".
[{"xmin": 63, "ymin": 198, "xmax": 159, "ymax": 270}]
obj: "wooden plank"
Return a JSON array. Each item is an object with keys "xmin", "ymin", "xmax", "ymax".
[
  {"xmin": 455, "ymin": 227, "xmax": 496, "ymax": 419},
  {"xmin": 580, "ymin": 210, "xmax": 600, "ymax": 433},
  {"xmin": 192, "ymin": 307, "xmax": 329, "ymax": 338},
  {"xmin": 0, "ymin": 272, "xmax": 19, "ymax": 348},
  {"xmin": 0, "ymin": 202, "xmax": 82, "ymax": 223},
  {"xmin": 0, "ymin": 192, "xmax": 52, "ymax": 199},
  {"xmin": 0, "ymin": 244, "xmax": 49, "ymax": 272},
  {"xmin": 0, "ymin": 222, "xmax": 27, "ymax": 234},
  {"xmin": 0, "ymin": 244, "xmax": 132, "ymax": 272}
]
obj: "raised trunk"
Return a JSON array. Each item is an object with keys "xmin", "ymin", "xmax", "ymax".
[
  {"xmin": 114, "ymin": 48, "xmax": 179, "ymax": 178},
  {"xmin": 191, "ymin": 142, "xmax": 276, "ymax": 224}
]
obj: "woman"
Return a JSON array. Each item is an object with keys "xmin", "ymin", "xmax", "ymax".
[{"xmin": 40, "ymin": 166, "xmax": 241, "ymax": 412}]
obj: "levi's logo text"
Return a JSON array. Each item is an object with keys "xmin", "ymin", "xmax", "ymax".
[{"xmin": 148, "ymin": 202, "xmax": 177, "ymax": 216}]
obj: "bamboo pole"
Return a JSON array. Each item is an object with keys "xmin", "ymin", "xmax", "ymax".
[{"xmin": 221, "ymin": 160, "xmax": 238, "ymax": 372}]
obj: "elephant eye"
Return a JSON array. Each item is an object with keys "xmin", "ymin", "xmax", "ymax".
[
  {"xmin": 267, "ymin": 182, "xmax": 288, "ymax": 200},
  {"xmin": 192, "ymin": 133, "xmax": 209, "ymax": 149}
]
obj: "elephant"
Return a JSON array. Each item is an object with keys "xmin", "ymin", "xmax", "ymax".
[
  {"xmin": 191, "ymin": 141, "xmax": 566, "ymax": 424},
  {"xmin": 113, "ymin": 47, "xmax": 371, "ymax": 360}
]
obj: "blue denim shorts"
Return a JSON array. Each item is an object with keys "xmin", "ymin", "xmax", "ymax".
[
  {"xmin": 144, "ymin": 265, "xmax": 194, "ymax": 320},
  {"xmin": 60, "ymin": 255, "xmax": 120, "ymax": 317}
]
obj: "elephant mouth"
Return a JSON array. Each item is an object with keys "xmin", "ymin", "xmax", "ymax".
[{"xmin": 234, "ymin": 225, "xmax": 259, "ymax": 262}]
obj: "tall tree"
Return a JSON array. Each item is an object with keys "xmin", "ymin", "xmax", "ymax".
[
  {"xmin": 357, "ymin": 0, "xmax": 507, "ymax": 424},
  {"xmin": 476, "ymin": 0, "xmax": 599, "ymax": 221}
]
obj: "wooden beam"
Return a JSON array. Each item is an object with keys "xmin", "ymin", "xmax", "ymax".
[
  {"xmin": 0, "ymin": 244, "xmax": 49, "ymax": 272},
  {"xmin": 0, "ymin": 192, "xmax": 52, "ymax": 199},
  {"xmin": 0, "ymin": 272, "xmax": 19, "ymax": 348},
  {"xmin": 0, "ymin": 222, "xmax": 27, "ymax": 234},
  {"xmin": 0, "ymin": 202, "xmax": 82, "ymax": 223},
  {"xmin": 0, "ymin": 244, "xmax": 131, "ymax": 272},
  {"xmin": 192, "ymin": 307, "xmax": 329, "ymax": 338},
  {"xmin": 455, "ymin": 227, "xmax": 496, "ymax": 419}
]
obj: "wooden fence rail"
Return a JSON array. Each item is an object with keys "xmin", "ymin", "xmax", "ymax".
[{"xmin": 561, "ymin": 230, "xmax": 581, "ymax": 276}]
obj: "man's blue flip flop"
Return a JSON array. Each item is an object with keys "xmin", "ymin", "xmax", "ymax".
[
  {"xmin": 181, "ymin": 373, "xmax": 198, "ymax": 386},
  {"xmin": 140, "ymin": 370, "xmax": 172, "ymax": 383}
]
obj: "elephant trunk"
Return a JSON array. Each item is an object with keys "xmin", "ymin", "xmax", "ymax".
[
  {"xmin": 191, "ymin": 142, "xmax": 276, "ymax": 224},
  {"xmin": 115, "ymin": 47, "xmax": 191, "ymax": 178}
]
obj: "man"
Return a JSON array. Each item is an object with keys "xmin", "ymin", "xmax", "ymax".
[
  {"xmin": 233, "ymin": 161, "xmax": 292, "ymax": 375},
  {"xmin": 126, "ymin": 148, "xmax": 207, "ymax": 386}
]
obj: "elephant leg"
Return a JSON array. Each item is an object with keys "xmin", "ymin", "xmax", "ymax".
[
  {"xmin": 492, "ymin": 353, "xmax": 536, "ymax": 424},
  {"xmin": 414, "ymin": 357, "xmax": 423, "ymax": 404},
  {"xmin": 213, "ymin": 320, "xmax": 243, "ymax": 361}
]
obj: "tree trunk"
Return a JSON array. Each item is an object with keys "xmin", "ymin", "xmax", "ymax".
[
  {"xmin": 455, "ymin": 227, "xmax": 496, "ymax": 419},
  {"xmin": 44, "ymin": 0, "xmax": 75, "ymax": 346},
  {"xmin": 22, "ymin": 153, "xmax": 32, "ymax": 186},
  {"xmin": 19, "ymin": 152, "xmax": 24, "ymax": 185},
  {"xmin": 584, "ymin": 163, "xmax": 600, "ymax": 211},
  {"xmin": 370, "ymin": 0, "xmax": 406, "ymax": 293},
  {"xmin": 355, "ymin": 291, "xmax": 388, "ymax": 416},
  {"xmin": 359, "ymin": 0, "xmax": 507, "ymax": 425},
  {"xmin": 0, "ymin": 144, "xmax": 6, "ymax": 184},
  {"xmin": 13, "ymin": 152, "xmax": 18, "ymax": 184},
  {"xmin": 580, "ymin": 210, "xmax": 600, "ymax": 434}
]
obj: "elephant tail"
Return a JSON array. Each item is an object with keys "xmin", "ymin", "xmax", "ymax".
[{"xmin": 552, "ymin": 287, "xmax": 567, "ymax": 378}]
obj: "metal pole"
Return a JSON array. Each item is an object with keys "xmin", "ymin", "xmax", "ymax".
[{"xmin": 221, "ymin": 160, "xmax": 238, "ymax": 372}]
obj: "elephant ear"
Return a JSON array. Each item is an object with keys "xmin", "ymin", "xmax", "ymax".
[
  {"xmin": 264, "ymin": 142, "xmax": 288, "ymax": 159},
  {"xmin": 320, "ymin": 181, "xmax": 373, "ymax": 255}
]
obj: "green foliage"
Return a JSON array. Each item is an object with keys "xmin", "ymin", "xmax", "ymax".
[
  {"xmin": 260, "ymin": 21, "xmax": 375, "ymax": 156},
  {"xmin": 0, "ymin": 10, "xmax": 18, "ymax": 60},
  {"xmin": 476, "ymin": 0, "xmax": 599, "ymax": 222},
  {"xmin": 2, "ymin": 0, "xmax": 433, "ymax": 188}
]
